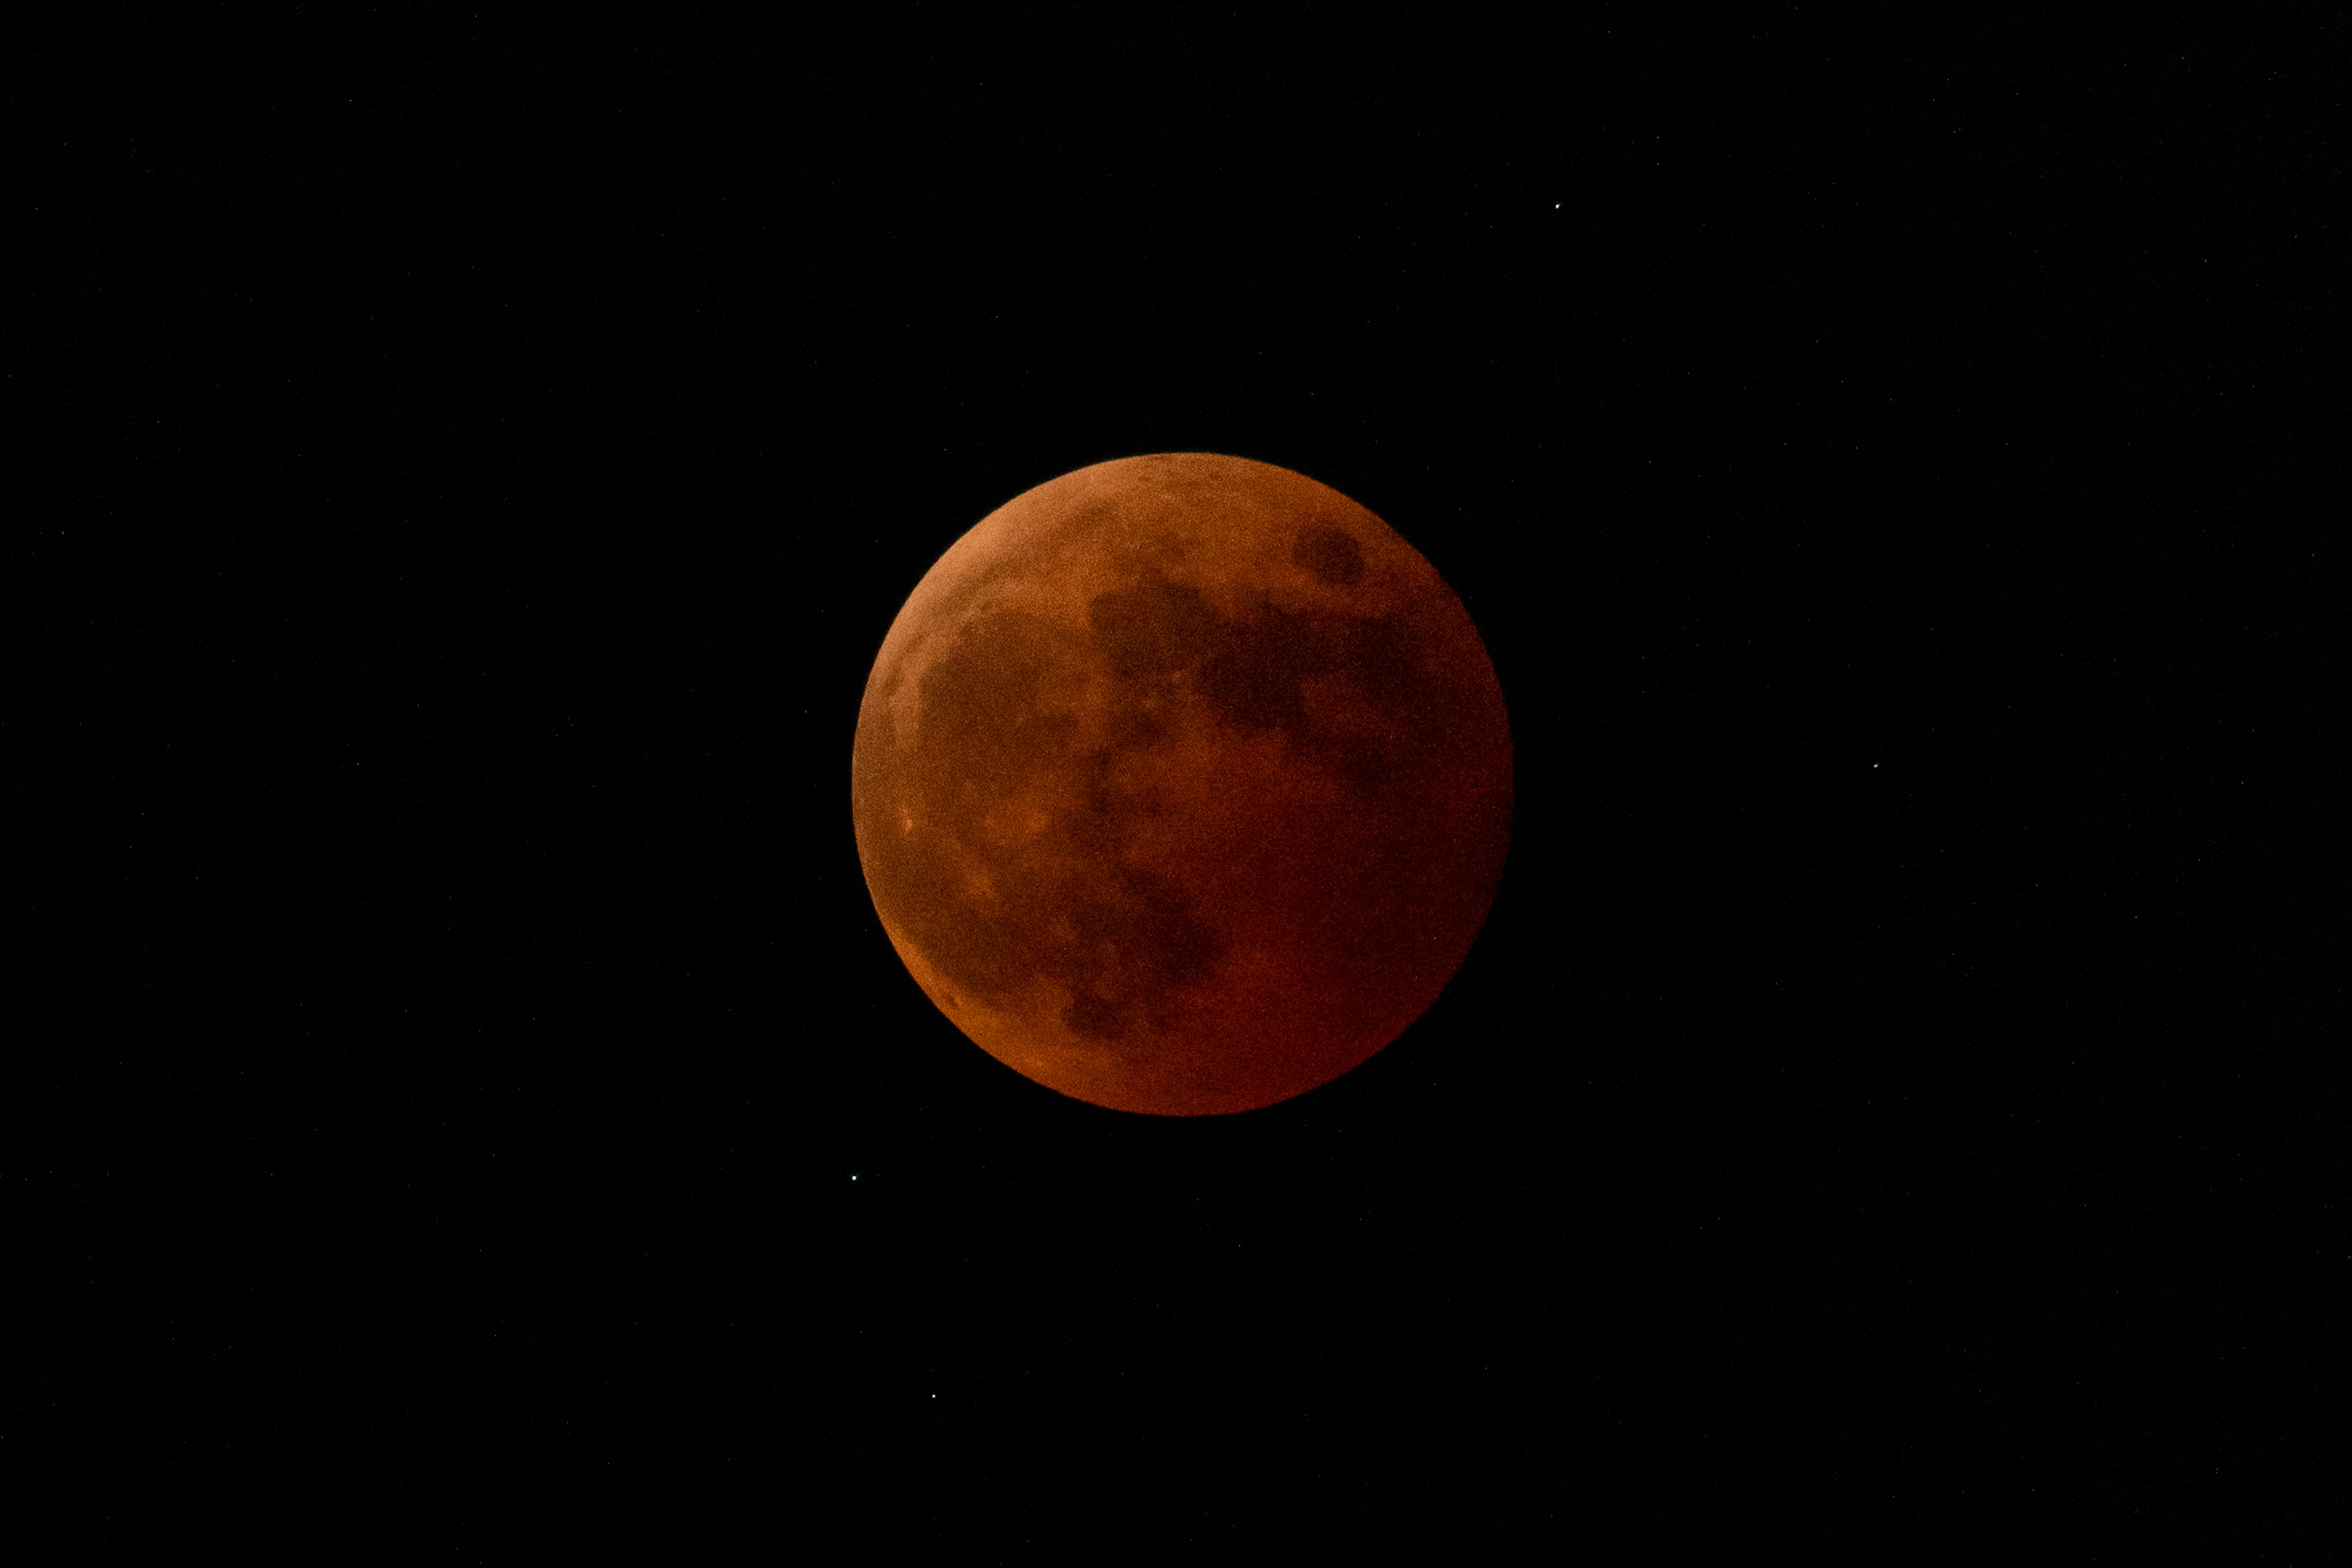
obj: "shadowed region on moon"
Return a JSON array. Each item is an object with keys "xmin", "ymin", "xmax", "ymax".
[{"xmin": 851, "ymin": 453, "xmax": 1512, "ymax": 1115}]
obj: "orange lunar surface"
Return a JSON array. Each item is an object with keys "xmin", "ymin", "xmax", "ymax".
[{"xmin": 851, "ymin": 453, "xmax": 1513, "ymax": 1115}]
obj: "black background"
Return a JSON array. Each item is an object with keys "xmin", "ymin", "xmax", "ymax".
[{"xmin": 26, "ymin": 9, "xmax": 2347, "ymax": 1559}]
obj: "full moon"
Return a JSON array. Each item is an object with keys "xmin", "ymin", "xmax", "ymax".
[{"xmin": 851, "ymin": 454, "xmax": 1512, "ymax": 1115}]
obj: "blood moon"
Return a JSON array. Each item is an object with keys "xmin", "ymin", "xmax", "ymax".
[{"xmin": 851, "ymin": 454, "xmax": 1512, "ymax": 1115}]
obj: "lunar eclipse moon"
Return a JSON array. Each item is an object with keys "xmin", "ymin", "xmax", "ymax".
[{"xmin": 852, "ymin": 454, "xmax": 1512, "ymax": 1115}]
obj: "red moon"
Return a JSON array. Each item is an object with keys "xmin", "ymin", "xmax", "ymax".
[{"xmin": 851, "ymin": 454, "xmax": 1512, "ymax": 1115}]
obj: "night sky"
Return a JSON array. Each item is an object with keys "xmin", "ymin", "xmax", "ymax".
[{"xmin": 29, "ymin": 12, "xmax": 2344, "ymax": 1558}]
